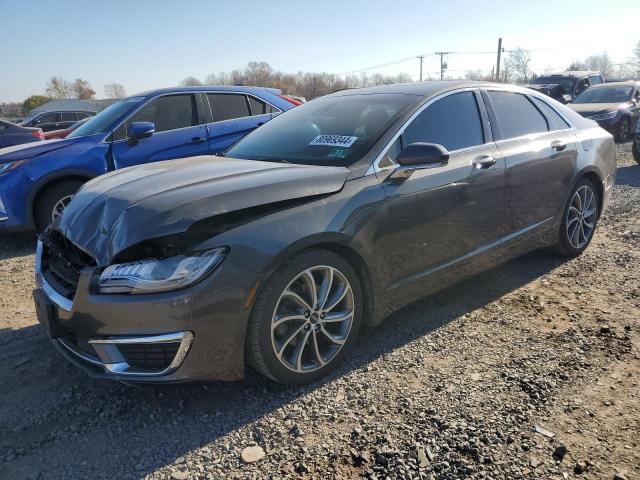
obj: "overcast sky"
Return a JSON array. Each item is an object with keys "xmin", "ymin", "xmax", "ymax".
[{"xmin": 1, "ymin": 0, "xmax": 638, "ymax": 102}]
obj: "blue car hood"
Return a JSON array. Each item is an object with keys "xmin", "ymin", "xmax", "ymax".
[{"xmin": 0, "ymin": 137, "xmax": 78, "ymax": 164}]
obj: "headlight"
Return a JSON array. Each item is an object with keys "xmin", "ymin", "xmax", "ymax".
[
  {"xmin": 0, "ymin": 160, "xmax": 25, "ymax": 176},
  {"xmin": 590, "ymin": 111, "xmax": 618, "ymax": 121},
  {"xmin": 98, "ymin": 248, "xmax": 227, "ymax": 294}
]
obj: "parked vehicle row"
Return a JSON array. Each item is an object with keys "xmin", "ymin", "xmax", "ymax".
[
  {"xmin": 527, "ymin": 70, "xmax": 604, "ymax": 104},
  {"xmin": 0, "ymin": 86, "xmax": 299, "ymax": 231},
  {"xmin": 20, "ymin": 110, "xmax": 96, "ymax": 132},
  {"xmin": 31, "ymin": 82, "xmax": 616, "ymax": 385}
]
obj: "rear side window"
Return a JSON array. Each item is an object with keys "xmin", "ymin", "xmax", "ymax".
[
  {"xmin": 589, "ymin": 75, "xmax": 603, "ymax": 85},
  {"xmin": 403, "ymin": 91, "xmax": 484, "ymax": 151},
  {"xmin": 207, "ymin": 94, "xmax": 250, "ymax": 121},
  {"xmin": 36, "ymin": 113, "xmax": 57, "ymax": 123},
  {"xmin": 77, "ymin": 112, "xmax": 92, "ymax": 119},
  {"xmin": 61, "ymin": 112, "xmax": 76, "ymax": 121},
  {"xmin": 530, "ymin": 97, "xmax": 570, "ymax": 131},
  {"xmin": 128, "ymin": 94, "xmax": 198, "ymax": 133},
  {"xmin": 488, "ymin": 91, "xmax": 548, "ymax": 140}
]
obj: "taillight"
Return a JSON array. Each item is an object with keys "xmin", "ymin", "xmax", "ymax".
[
  {"xmin": 32, "ymin": 129, "xmax": 45, "ymax": 140},
  {"xmin": 278, "ymin": 94, "xmax": 303, "ymax": 106}
]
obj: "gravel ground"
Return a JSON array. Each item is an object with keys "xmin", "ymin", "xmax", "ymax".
[{"xmin": 1, "ymin": 144, "xmax": 638, "ymax": 480}]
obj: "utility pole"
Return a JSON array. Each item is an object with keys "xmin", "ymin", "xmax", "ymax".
[
  {"xmin": 434, "ymin": 52, "xmax": 449, "ymax": 80},
  {"xmin": 417, "ymin": 55, "xmax": 425, "ymax": 82},
  {"xmin": 495, "ymin": 37, "xmax": 503, "ymax": 82}
]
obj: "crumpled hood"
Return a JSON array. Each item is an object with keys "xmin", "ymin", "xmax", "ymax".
[
  {"xmin": 0, "ymin": 137, "xmax": 77, "ymax": 164},
  {"xmin": 58, "ymin": 156, "xmax": 349, "ymax": 265},
  {"xmin": 567, "ymin": 102, "xmax": 624, "ymax": 116}
]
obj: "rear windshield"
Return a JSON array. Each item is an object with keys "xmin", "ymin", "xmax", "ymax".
[
  {"xmin": 225, "ymin": 93, "xmax": 418, "ymax": 166},
  {"xmin": 572, "ymin": 86, "xmax": 633, "ymax": 104},
  {"xmin": 68, "ymin": 97, "xmax": 144, "ymax": 138}
]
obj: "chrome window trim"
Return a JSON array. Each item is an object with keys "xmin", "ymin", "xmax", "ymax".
[
  {"xmin": 35, "ymin": 240, "xmax": 74, "ymax": 312},
  {"xmin": 366, "ymin": 87, "xmax": 487, "ymax": 176},
  {"xmin": 102, "ymin": 90, "xmax": 282, "ymax": 145},
  {"xmin": 203, "ymin": 91, "xmax": 282, "ymax": 122}
]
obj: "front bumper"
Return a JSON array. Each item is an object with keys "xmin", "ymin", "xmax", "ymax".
[{"xmin": 34, "ymin": 241, "xmax": 257, "ymax": 383}]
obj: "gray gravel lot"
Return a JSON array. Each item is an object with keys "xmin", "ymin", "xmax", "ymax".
[{"xmin": 1, "ymin": 144, "xmax": 639, "ymax": 480}]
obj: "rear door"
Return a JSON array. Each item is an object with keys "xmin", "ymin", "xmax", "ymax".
[
  {"xmin": 484, "ymin": 90, "xmax": 576, "ymax": 239},
  {"xmin": 204, "ymin": 92, "xmax": 277, "ymax": 153},
  {"xmin": 59, "ymin": 112, "xmax": 78, "ymax": 129},
  {"xmin": 379, "ymin": 90, "xmax": 506, "ymax": 289},
  {"xmin": 33, "ymin": 112, "xmax": 61, "ymax": 132},
  {"xmin": 110, "ymin": 93, "xmax": 209, "ymax": 169}
]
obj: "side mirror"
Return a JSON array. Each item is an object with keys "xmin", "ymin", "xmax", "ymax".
[
  {"xmin": 396, "ymin": 142, "xmax": 449, "ymax": 167},
  {"xmin": 127, "ymin": 122, "xmax": 155, "ymax": 146}
]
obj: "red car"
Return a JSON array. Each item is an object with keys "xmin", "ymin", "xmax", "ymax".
[{"xmin": 44, "ymin": 117, "xmax": 90, "ymax": 140}]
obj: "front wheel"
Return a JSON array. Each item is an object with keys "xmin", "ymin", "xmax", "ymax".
[
  {"xmin": 246, "ymin": 249, "xmax": 363, "ymax": 384},
  {"xmin": 616, "ymin": 116, "xmax": 630, "ymax": 143},
  {"xmin": 552, "ymin": 179, "xmax": 600, "ymax": 257},
  {"xmin": 34, "ymin": 180, "xmax": 84, "ymax": 232}
]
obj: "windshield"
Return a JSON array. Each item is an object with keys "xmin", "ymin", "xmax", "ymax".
[
  {"xmin": 532, "ymin": 76, "xmax": 575, "ymax": 94},
  {"xmin": 68, "ymin": 97, "xmax": 145, "ymax": 138},
  {"xmin": 572, "ymin": 86, "xmax": 633, "ymax": 104},
  {"xmin": 226, "ymin": 93, "xmax": 417, "ymax": 166}
]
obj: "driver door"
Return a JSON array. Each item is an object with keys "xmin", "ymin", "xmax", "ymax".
[{"xmin": 377, "ymin": 90, "xmax": 505, "ymax": 291}]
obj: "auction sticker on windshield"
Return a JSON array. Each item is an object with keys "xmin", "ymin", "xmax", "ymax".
[{"xmin": 310, "ymin": 135, "xmax": 358, "ymax": 148}]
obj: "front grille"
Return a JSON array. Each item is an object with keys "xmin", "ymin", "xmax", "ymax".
[
  {"xmin": 118, "ymin": 343, "xmax": 181, "ymax": 370},
  {"xmin": 40, "ymin": 227, "xmax": 96, "ymax": 300}
]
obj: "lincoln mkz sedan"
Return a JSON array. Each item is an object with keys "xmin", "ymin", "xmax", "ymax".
[{"xmin": 33, "ymin": 82, "xmax": 616, "ymax": 385}]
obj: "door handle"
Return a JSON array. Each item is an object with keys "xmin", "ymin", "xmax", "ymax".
[
  {"xmin": 472, "ymin": 155, "xmax": 496, "ymax": 169},
  {"xmin": 551, "ymin": 140, "xmax": 567, "ymax": 151},
  {"xmin": 189, "ymin": 137, "xmax": 206, "ymax": 144}
]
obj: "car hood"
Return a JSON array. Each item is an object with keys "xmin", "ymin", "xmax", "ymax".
[
  {"xmin": 58, "ymin": 156, "xmax": 349, "ymax": 265},
  {"xmin": 568, "ymin": 103, "xmax": 624, "ymax": 115},
  {"xmin": 0, "ymin": 137, "xmax": 77, "ymax": 164}
]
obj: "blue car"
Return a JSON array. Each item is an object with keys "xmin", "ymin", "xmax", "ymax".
[
  {"xmin": 0, "ymin": 119, "xmax": 45, "ymax": 148},
  {"xmin": 0, "ymin": 86, "xmax": 298, "ymax": 231}
]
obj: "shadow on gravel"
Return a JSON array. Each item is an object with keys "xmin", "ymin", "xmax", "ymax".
[
  {"xmin": 0, "ymin": 233, "xmax": 37, "ymax": 260},
  {"xmin": 0, "ymin": 249, "xmax": 569, "ymax": 479},
  {"xmin": 616, "ymin": 164, "xmax": 640, "ymax": 187}
]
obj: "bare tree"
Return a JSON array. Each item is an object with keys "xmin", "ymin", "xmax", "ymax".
[
  {"xmin": 46, "ymin": 76, "xmax": 72, "ymax": 99},
  {"xmin": 570, "ymin": 52, "xmax": 614, "ymax": 79},
  {"xmin": 104, "ymin": 83, "xmax": 126, "ymax": 99},
  {"xmin": 630, "ymin": 39, "xmax": 640, "ymax": 77},
  {"xmin": 71, "ymin": 79, "xmax": 95, "ymax": 100},
  {"xmin": 180, "ymin": 76, "xmax": 203, "ymax": 86},
  {"xmin": 505, "ymin": 48, "xmax": 532, "ymax": 83},
  {"xmin": 464, "ymin": 69, "xmax": 492, "ymax": 81}
]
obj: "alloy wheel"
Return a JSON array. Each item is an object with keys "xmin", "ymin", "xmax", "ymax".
[
  {"xmin": 270, "ymin": 265, "xmax": 354, "ymax": 373},
  {"xmin": 619, "ymin": 119, "xmax": 629, "ymax": 142},
  {"xmin": 51, "ymin": 195, "xmax": 74, "ymax": 222},
  {"xmin": 566, "ymin": 185, "xmax": 597, "ymax": 249}
]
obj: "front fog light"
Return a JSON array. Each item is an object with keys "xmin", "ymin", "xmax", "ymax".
[{"xmin": 99, "ymin": 248, "xmax": 227, "ymax": 294}]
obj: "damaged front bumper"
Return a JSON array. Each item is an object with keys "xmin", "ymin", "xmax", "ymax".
[{"xmin": 34, "ymin": 241, "xmax": 257, "ymax": 383}]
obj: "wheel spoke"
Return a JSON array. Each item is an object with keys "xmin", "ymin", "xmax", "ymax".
[
  {"xmin": 311, "ymin": 330, "xmax": 326, "ymax": 366},
  {"xmin": 272, "ymin": 314, "xmax": 306, "ymax": 330},
  {"xmin": 322, "ymin": 310, "xmax": 353, "ymax": 323},
  {"xmin": 318, "ymin": 268, "xmax": 334, "ymax": 310},
  {"xmin": 324, "ymin": 284, "xmax": 351, "ymax": 313},
  {"xmin": 277, "ymin": 323, "xmax": 307, "ymax": 358},
  {"xmin": 293, "ymin": 330, "xmax": 311, "ymax": 371},
  {"xmin": 583, "ymin": 219, "xmax": 595, "ymax": 229},
  {"xmin": 283, "ymin": 289, "xmax": 312, "ymax": 311},
  {"xmin": 301, "ymin": 270, "xmax": 318, "ymax": 309},
  {"xmin": 320, "ymin": 325, "xmax": 345, "ymax": 345}
]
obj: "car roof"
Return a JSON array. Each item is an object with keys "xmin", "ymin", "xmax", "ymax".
[
  {"xmin": 133, "ymin": 85, "xmax": 283, "ymax": 97},
  {"xmin": 326, "ymin": 80, "xmax": 534, "ymax": 98},
  {"xmin": 588, "ymin": 81, "xmax": 640, "ymax": 88},
  {"xmin": 542, "ymin": 71, "xmax": 601, "ymax": 77}
]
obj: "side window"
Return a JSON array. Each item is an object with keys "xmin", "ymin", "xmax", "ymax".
[
  {"xmin": 248, "ymin": 96, "xmax": 267, "ymax": 115},
  {"xmin": 127, "ymin": 94, "xmax": 198, "ymax": 133},
  {"xmin": 530, "ymin": 97, "xmax": 571, "ymax": 131},
  {"xmin": 207, "ymin": 94, "xmax": 250, "ymax": 121},
  {"xmin": 77, "ymin": 112, "xmax": 91, "ymax": 119},
  {"xmin": 487, "ymin": 91, "xmax": 548, "ymax": 139},
  {"xmin": 61, "ymin": 112, "xmax": 76, "ymax": 122},
  {"xmin": 403, "ymin": 91, "xmax": 484, "ymax": 151},
  {"xmin": 36, "ymin": 113, "xmax": 57, "ymax": 124},
  {"xmin": 589, "ymin": 75, "xmax": 603, "ymax": 86}
]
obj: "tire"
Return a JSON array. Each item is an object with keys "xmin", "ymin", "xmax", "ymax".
[
  {"xmin": 34, "ymin": 180, "xmax": 84, "ymax": 232},
  {"xmin": 246, "ymin": 248, "xmax": 363, "ymax": 384},
  {"xmin": 552, "ymin": 178, "xmax": 600, "ymax": 257},
  {"xmin": 633, "ymin": 139, "xmax": 640, "ymax": 165},
  {"xmin": 615, "ymin": 116, "xmax": 630, "ymax": 143}
]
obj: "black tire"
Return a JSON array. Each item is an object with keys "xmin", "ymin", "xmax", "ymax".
[
  {"xmin": 552, "ymin": 178, "xmax": 600, "ymax": 257},
  {"xmin": 34, "ymin": 180, "xmax": 84, "ymax": 232},
  {"xmin": 633, "ymin": 139, "xmax": 640, "ymax": 165},
  {"xmin": 246, "ymin": 248, "xmax": 363, "ymax": 385},
  {"xmin": 615, "ymin": 116, "xmax": 630, "ymax": 143}
]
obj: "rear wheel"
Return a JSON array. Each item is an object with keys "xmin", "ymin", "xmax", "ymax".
[
  {"xmin": 246, "ymin": 249, "xmax": 363, "ymax": 384},
  {"xmin": 552, "ymin": 178, "xmax": 600, "ymax": 257},
  {"xmin": 616, "ymin": 116, "xmax": 630, "ymax": 143},
  {"xmin": 34, "ymin": 180, "xmax": 84, "ymax": 232},
  {"xmin": 633, "ymin": 138, "xmax": 640, "ymax": 165}
]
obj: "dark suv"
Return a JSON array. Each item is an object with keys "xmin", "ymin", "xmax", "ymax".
[
  {"xmin": 21, "ymin": 111, "xmax": 96, "ymax": 132},
  {"xmin": 527, "ymin": 71, "xmax": 604, "ymax": 104}
]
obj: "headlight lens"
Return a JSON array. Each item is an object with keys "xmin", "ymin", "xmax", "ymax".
[
  {"xmin": 0, "ymin": 160, "xmax": 25, "ymax": 176},
  {"xmin": 590, "ymin": 111, "xmax": 618, "ymax": 121},
  {"xmin": 98, "ymin": 248, "xmax": 227, "ymax": 294}
]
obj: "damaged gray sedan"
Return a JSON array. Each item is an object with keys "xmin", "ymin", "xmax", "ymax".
[{"xmin": 33, "ymin": 82, "xmax": 616, "ymax": 384}]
